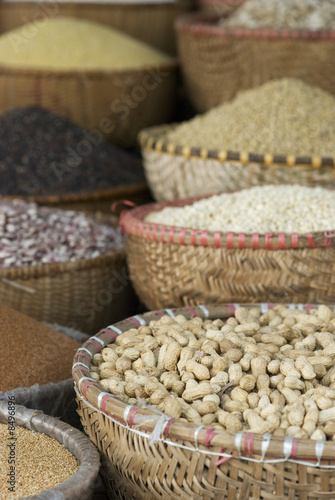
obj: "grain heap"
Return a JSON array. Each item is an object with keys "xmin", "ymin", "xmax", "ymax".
[
  {"xmin": 0, "ymin": 17, "xmax": 173, "ymax": 71},
  {"xmin": 0, "ymin": 106, "xmax": 145, "ymax": 197},
  {"xmin": 0, "ymin": 199, "xmax": 123, "ymax": 268},
  {"xmin": 0, "ymin": 424, "xmax": 79, "ymax": 499},
  {"xmin": 91, "ymin": 305, "xmax": 335, "ymax": 440},
  {"xmin": 0, "ymin": 304, "xmax": 80, "ymax": 392},
  {"xmin": 223, "ymin": 0, "xmax": 335, "ymax": 30},
  {"xmin": 164, "ymin": 79, "xmax": 335, "ymax": 157},
  {"xmin": 145, "ymin": 185, "xmax": 335, "ymax": 234}
]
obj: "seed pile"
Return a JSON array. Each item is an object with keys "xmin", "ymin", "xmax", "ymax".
[
  {"xmin": 0, "ymin": 199, "xmax": 123, "ymax": 268},
  {"xmin": 0, "ymin": 305, "xmax": 80, "ymax": 392},
  {"xmin": 0, "ymin": 106, "xmax": 145, "ymax": 197},
  {"xmin": 223, "ymin": 0, "xmax": 335, "ymax": 30},
  {"xmin": 0, "ymin": 424, "xmax": 79, "ymax": 499},
  {"xmin": 164, "ymin": 79, "xmax": 335, "ymax": 157},
  {"xmin": 0, "ymin": 17, "xmax": 172, "ymax": 71},
  {"xmin": 92, "ymin": 305, "xmax": 335, "ymax": 440},
  {"xmin": 145, "ymin": 185, "xmax": 335, "ymax": 234}
]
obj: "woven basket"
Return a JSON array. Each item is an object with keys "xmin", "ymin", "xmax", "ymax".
[
  {"xmin": 0, "ymin": 63, "xmax": 177, "ymax": 149},
  {"xmin": 6, "ymin": 182, "xmax": 152, "ymax": 215},
  {"xmin": 175, "ymin": 12, "xmax": 335, "ymax": 113},
  {"xmin": 197, "ymin": 0, "xmax": 245, "ymax": 14},
  {"xmin": 139, "ymin": 124, "xmax": 335, "ymax": 200},
  {"xmin": 121, "ymin": 195, "xmax": 335, "ymax": 309},
  {"xmin": 0, "ymin": 215, "xmax": 137, "ymax": 335},
  {"xmin": 0, "ymin": 0, "xmax": 192, "ymax": 55},
  {"xmin": 74, "ymin": 303, "xmax": 335, "ymax": 499},
  {"xmin": 0, "ymin": 402, "xmax": 100, "ymax": 499}
]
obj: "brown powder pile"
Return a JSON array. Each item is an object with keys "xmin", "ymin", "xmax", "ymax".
[{"xmin": 0, "ymin": 305, "xmax": 81, "ymax": 391}]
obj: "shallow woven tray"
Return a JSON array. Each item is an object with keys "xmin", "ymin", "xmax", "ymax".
[
  {"xmin": 120, "ymin": 195, "xmax": 335, "ymax": 309},
  {"xmin": 139, "ymin": 124, "xmax": 335, "ymax": 200},
  {"xmin": 0, "ymin": 63, "xmax": 177, "ymax": 149},
  {"xmin": 0, "ymin": 215, "xmax": 137, "ymax": 334},
  {"xmin": 0, "ymin": 402, "xmax": 100, "ymax": 499},
  {"xmin": 73, "ymin": 303, "xmax": 335, "ymax": 499},
  {"xmin": 0, "ymin": 0, "xmax": 192, "ymax": 55},
  {"xmin": 175, "ymin": 12, "xmax": 335, "ymax": 112},
  {"xmin": 5, "ymin": 182, "xmax": 152, "ymax": 215}
]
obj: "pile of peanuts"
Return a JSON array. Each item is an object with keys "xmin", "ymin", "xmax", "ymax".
[{"xmin": 91, "ymin": 305, "xmax": 335, "ymax": 441}]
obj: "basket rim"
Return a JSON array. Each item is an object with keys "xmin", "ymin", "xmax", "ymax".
[
  {"xmin": 139, "ymin": 123, "xmax": 335, "ymax": 169},
  {"xmin": 0, "ymin": 402, "xmax": 100, "ymax": 498},
  {"xmin": 3, "ymin": 181, "xmax": 149, "ymax": 205},
  {"xmin": 175, "ymin": 11, "xmax": 335, "ymax": 39},
  {"xmin": 120, "ymin": 193, "xmax": 335, "ymax": 250},
  {"xmin": 0, "ymin": 213, "xmax": 125, "ymax": 279},
  {"xmin": 72, "ymin": 303, "xmax": 335, "ymax": 465},
  {"xmin": 0, "ymin": 60, "xmax": 177, "ymax": 78}
]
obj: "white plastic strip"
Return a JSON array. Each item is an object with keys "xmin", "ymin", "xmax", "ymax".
[
  {"xmin": 72, "ymin": 362, "xmax": 88, "ymax": 369},
  {"xmin": 261, "ymin": 434, "xmax": 271, "ymax": 461},
  {"xmin": 288, "ymin": 304, "xmax": 297, "ymax": 310},
  {"xmin": 105, "ymin": 325, "xmax": 122, "ymax": 334},
  {"xmin": 260, "ymin": 304, "xmax": 269, "ymax": 314},
  {"xmin": 132, "ymin": 315, "xmax": 146, "ymax": 326},
  {"xmin": 78, "ymin": 376, "xmax": 95, "ymax": 387},
  {"xmin": 315, "ymin": 440, "xmax": 325, "ymax": 467},
  {"xmin": 194, "ymin": 425, "xmax": 204, "ymax": 450},
  {"xmin": 75, "ymin": 386, "xmax": 335, "ymax": 469},
  {"xmin": 97, "ymin": 392, "xmax": 112, "ymax": 410},
  {"xmin": 233, "ymin": 304, "xmax": 240, "ymax": 309},
  {"xmin": 283, "ymin": 437, "xmax": 294, "ymax": 461},
  {"xmin": 90, "ymin": 336, "xmax": 105, "ymax": 346},
  {"xmin": 235, "ymin": 432, "xmax": 243, "ymax": 455},
  {"xmin": 165, "ymin": 309, "xmax": 176, "ymax": 318},
  {"xmin": 77, "ymin": 347, "xmax": 92, "ymax": 357},
  {"xmin": 123, "ymin": 405, "xmax": 133, "ymax": 427},
  {"xmin": 298, "ymin": 304, "xmax": 305, "ymax": 310},
  {"xmin": 198, "ymin": 305, "xmax": 210, "ymax": 318}
]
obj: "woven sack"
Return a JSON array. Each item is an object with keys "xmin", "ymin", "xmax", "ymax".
[
  {"xmin": 0, "ymin": 63, "xmax": 177, "ymax": 149},
  {"xmin": 175, "ymin": 12, "xmax": 335, "ymax": 113},
  {"xmin": 0, "ymin": 0, "xmax": 192, "ymax": 55},
  {"xmin": 120, "ymin": 195, "xmax": 335, "ymax": 309},
  {"xmin": 0, "ymin": 402, "xmax": 100, "ymax": 499},
  {"xmin": 73, "ymin": 303, "xmax": 335, "ymax": 499},
  {"xmin": 0, "ymin": 215, "xmax": 137, "ymax": 334},
  {"xmin": 139, "ymin": 124, "xmax": 335, "ymax": 200},
  {"xmin": 0, "ymin": 324, "xmax": 88, "ymax": 428}
]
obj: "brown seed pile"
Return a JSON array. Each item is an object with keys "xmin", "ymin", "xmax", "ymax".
[
  {"xmin": 92, "ymin": 305, "xmax": 335, "ymax": 440},
  {"xmin": 0, "ymin": 199, "xmax": 123, "ymax": 268},
  {"xmin": 0, "ymin": 423, "xmax": 79, "ymax": 499},
  {"xmin": 223, "ymin": 0, "xmax": 335, "ymax": 31},
  {"xmin": 0, "ymin": 304, "xmax": 80, "ymax": 392},
  {"xmin": 164, "ymin": 79, "xmax": 335, "ymax": 157}
]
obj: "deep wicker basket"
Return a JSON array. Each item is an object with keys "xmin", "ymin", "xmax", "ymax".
[
  {"xmin": 0, "ymin": 0, "xmax": 192, "ymax": 55},
  {"xmin": 139, "ymin": 124, "xmax": 335, "ymax": 200},
  {"xmin": 197, "ymin": 0, "xmax": 245, "ymax": 14},
  {"xmin": 0, "ymin": 214, "xmax": 136, "ymax": 334},
  {"xmin": 0, "ymin": 63, "xmax": 177, "ymax": 149},
  {"xmin": 0, "ymin": 402, "xmax": 100, "ymax": 499},
  {"xmin": 73, "ymin": 303, "xmax": 335, "ymax": 499},
  {"xmin": 175, "ymin": 12, "xmax": 335, "ymax": 113},
  {"xmin": 120, "ymin": 195, "xmax": 335, "ymax": 309}
]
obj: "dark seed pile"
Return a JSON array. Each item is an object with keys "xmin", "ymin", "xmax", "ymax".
[{"xmin": 0, "ymin": 106, "xmax": 145, "ymax": 197}]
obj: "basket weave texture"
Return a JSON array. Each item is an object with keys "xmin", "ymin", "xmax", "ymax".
[
  {"xmin": 73, "ymin": 304, "xmax": 335, "ymax": 500},
  {"xmin": 0, "ymin": 64, "xmax": 177, "ymax": 148},
  {"xmin": 175, "ymin": 12, "xmax": 335, "ymax": 112},
  {"xmin": 0, "ymin": 0, "xmax": 192, "ymax": 55},
  {"xmin": 0, "ymin": 215, "xmax": 136, "ymax": 334},
  {"xmin": 0, "ymin": 402, "xmax": 100, "ymax": 499},
  {"xmin": 121, "ymin": 197, "xmax": 335, "ymax": 309},
  {"xmin": 139, "ymin": 125, "xmax": 335, "ymax": 200}
]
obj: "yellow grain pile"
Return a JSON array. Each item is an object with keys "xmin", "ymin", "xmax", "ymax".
[{"xmin": 0, "ymin": 17, "xmax": 173, "ymax": 71}]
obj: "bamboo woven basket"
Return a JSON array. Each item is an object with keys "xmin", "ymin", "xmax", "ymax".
[
  {"xmin": 197, "ymin": 0, "xmax": 245, "ymax": 14},
  {"xmin": 73, "ymin": 303, "xmax": 335, "ymax": 499},
  {"xmin": 0, "ymin": 63, "xmax": 177, "ymax": 149},
  {"xmin": 139, "ymin": 124, "xmax": 335, "ymax": 201},
  {"xmin": 0, "ymin": 402, "xmax": 100, "ymax": 499},
  {"xmin": 0, "ymin": 214, "xmax": 137, "ymax": 334},
  {"xmin": 175, "ymin": 12, "xmax": 335, "ymax": 113},
  {"xmin": 121, "ymin": 195, "xmax": 335, "ymax": 309},
  {"xmin": 0, "ymin": 0, "xmax": 192, "ymax": 55}
]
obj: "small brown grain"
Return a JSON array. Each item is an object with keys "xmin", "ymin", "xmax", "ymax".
[
  {"xmin": 0, "ymin": 423, "xmax": 79, "ymax": 499},
  {"xmin": 0, "ymin": 305, "xmax": 80, "ymax": 392}
]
